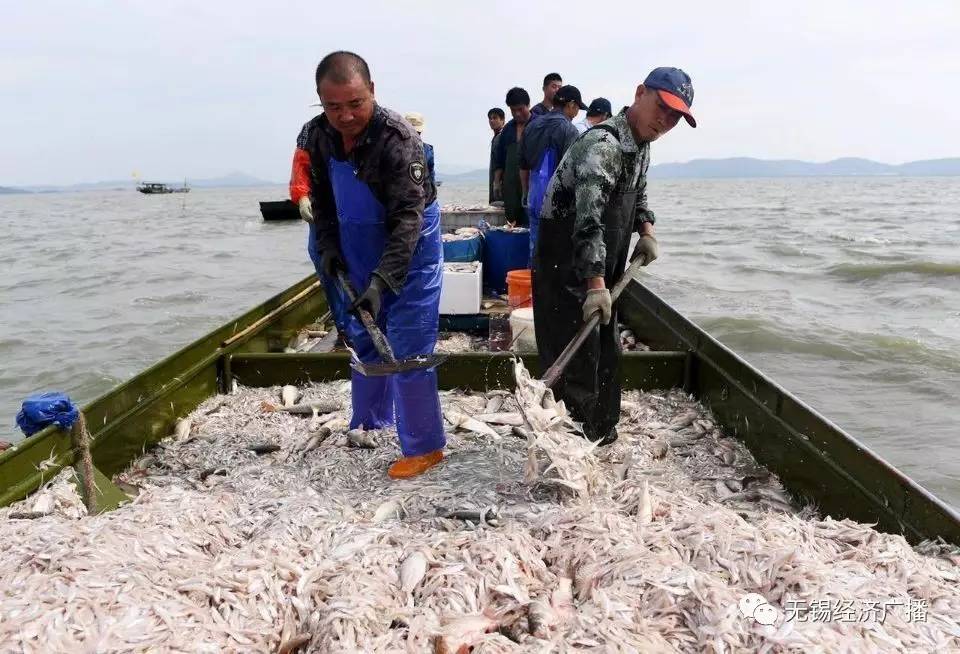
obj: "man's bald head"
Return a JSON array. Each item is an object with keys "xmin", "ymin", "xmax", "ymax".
[{"xmin": 315, "ymin": 51, "xmax": 372, "ymax": 87}]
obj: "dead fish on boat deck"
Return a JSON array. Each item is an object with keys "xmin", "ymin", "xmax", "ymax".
[
  {"xmin": 473, "ymin": 412, "xmax": 525, "ymax": 426},
  {"xmin": 248, "ymin": 443, "xmax": 281, "ymax": 455},
  {"xmin": 281, "ymin": 385, "xmax": 300, "ymax": 407},
  {"xmin": 438, "ymin": 506, "xmax": 500, "ymax": 526},
  {"xmin": 483, "ymin": 395, "xmax": 504, "ymax": 414},
  {"xmin": 261, "ymin": 399, "xmax": 341, "ymax": 415},
  {"xmin": 445, "ymin": 411, "xmax": 501, "ymax": 439},
  {"xmin": 372, "ymin": 499, "xmax": 404, "ymax": 523},
  {"xmin": 346, "ymin": 429, "xmax": 378, "ymax": 449},
  {"xmin": 173, "ymin": 418, "xmax": 192, "ymax": 440},
  {"xmin": 399, "ymin": 551, "xmax": 429, "ymax": 593}
]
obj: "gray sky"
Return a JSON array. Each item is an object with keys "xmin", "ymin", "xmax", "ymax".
[{"xmin": 2, "ymin": 1, "xmax": 959, "ymax": 186}]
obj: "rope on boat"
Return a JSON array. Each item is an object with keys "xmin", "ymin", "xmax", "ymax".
[{"xmin": 71, "ymin": 413, "xmax": 98, "ymax": 515}]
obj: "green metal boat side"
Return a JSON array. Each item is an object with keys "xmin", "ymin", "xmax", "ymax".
[
  {"xmin": 0, "ymin": 275, "xmax": 328, "ymax": 508},
  {"xmin": 619, "ymin": 280, "xmax": 960, "ymax": 545},
  {"xmin": 227, "ymin": 351, "xmax": 688, "ymax": 392}
]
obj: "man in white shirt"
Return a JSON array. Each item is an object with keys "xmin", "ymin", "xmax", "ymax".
[{"xmin": 575, "ymin": 97, "xmax": 613, "ymax": 134}]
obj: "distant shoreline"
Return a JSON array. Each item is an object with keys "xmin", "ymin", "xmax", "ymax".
[{"xmin": 5, "ymin": 156, "xmax": 960, "ymax": 193}]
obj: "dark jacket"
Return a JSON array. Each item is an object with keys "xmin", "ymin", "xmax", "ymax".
[{"xmin": 303, "ymin": 105, "xmax": 437, "ymax": 292}]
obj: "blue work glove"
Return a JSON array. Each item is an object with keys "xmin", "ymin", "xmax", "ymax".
[
  {"xmin": 352, "ymin": 274, "xmax": 388, "ymax": 319},
  {"xmin": 320, "ymin": 250, "xmax": 346, "ymax": 279}
]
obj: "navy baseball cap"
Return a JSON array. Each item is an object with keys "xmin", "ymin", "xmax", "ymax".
[
  {"xmin": 586, "ymin": 97, "xmax": 612, "ymax": 117},
  {"xmin": 554, "ymin": 85, "xmax": 588, "ymax": 110},
  {"xmin": 643, "ymin": 67, "xmax": 696, "ymax": 127}
]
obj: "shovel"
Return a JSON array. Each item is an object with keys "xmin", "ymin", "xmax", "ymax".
[
  {"xmin": 335, "ymin": 270, "xmax": 446, "ymax": 376},
  {"xmin": 540, "ymin": 255, "xmax": 647, "ymax": 388}
]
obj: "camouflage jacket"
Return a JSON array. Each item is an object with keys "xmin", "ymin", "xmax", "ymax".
[
  {"xmin": 540, "ymin": 108, "xmax": 655, "ymax": 280},
  {"xmin": 302, "ymin": 104, "xmax": 436, "ymax": 292}
]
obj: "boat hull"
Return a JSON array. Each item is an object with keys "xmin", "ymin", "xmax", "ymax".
[{"xmin": 2, "ymin": 275, "xmax": 958, "ymax": 544}]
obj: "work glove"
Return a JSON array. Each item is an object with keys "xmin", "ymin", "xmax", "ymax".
[
  {"xmin": 320, "ymin": 249, "xmax": 346, "ymax": 279},
  {"xmin": 493, "ymin": 180, "xmax": 503, "ymax": 201},
  {"xmin": 582, "ymin": 288, "xmax": 612, "ymax": 325},
  {"xmin": 521, "ymin": 190, "xmax": 529, "ymax": 209},
  {"xmin": 352, "ymin": 274, "xmax": 388, "ymax": 320},
  {"xmin": 298, "ymin": 196, "xmax": 314, "ymax": 223},
  {"xmin": 630, "ymin": 234, "xmax": 659, "ymax": 266}
]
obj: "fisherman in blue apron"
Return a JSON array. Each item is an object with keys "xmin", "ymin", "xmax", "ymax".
[
  {"xmin": 303, "ymin": 51, "xmax": 445, "ymax": 479},
  {"xmin": 519, "ymin": 85, "xmax": 585, "ymax": 262}
]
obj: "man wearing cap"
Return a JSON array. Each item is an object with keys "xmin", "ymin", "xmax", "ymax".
[
  {"xmin": 532, "ymin": 67, "xmax": 696, "ymax": 446},
  {"xmin": 303, "ymin": 51, "xmax": 446, "ymax": 479},
  {"xmin": 575, "ymin": 97, "xmax": 613, "ymax": 134},
  {"xmin": 404, "ymin": 112, "xmax": 435, "ymax": 187},
  {"xmin": 519, "ymin": 85, "xmax": 586, "ymax": 260}
]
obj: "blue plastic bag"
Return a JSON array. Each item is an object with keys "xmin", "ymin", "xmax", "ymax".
[{"xmin": 15, "ymin": 392, "xmax": 79, "ymax": 437}]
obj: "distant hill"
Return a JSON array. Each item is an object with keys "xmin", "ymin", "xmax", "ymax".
[
  {"xmin": 436, "ymin": 169, "xmax": 489, "ymax": 183},
  {"xmin": 0, "ymin": 186, "xmax": 29, "ymax": 194},
  {"xmin": 649, "ymin": 157, "xmax": 960, "ymax": 179}
]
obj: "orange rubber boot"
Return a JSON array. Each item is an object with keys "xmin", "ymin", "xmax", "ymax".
[{"xmin": 388, "ymin": 450, "xmax": 444, "ymax": 479}]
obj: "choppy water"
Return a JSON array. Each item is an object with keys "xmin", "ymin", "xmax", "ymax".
[{"xmin": 2, "ymin": 179, "xmax": 958, "ymax": 507}]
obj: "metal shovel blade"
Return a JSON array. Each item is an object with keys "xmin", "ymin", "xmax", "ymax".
[{"xmin": 350, "ymin": 354, "xmax": 448, "ymax": 377}]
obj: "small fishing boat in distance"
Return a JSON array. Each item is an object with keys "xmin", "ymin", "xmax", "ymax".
[
  {"xmin": 259, "ymin": 200, "xmax": 301, "ymax": 221},
  {"xmin": 137, "ymin": 182, "xmax": 190, "ymax": 194}
]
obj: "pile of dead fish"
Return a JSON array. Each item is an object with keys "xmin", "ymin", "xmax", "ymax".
[
  {"xmin": 441, "ymin": 204, "xmax": 500, "ymax": 213},
  {"xmin": 442, "ymin": 227, "xmax": 482, "ymax": 242},
  {"xmin": 1, "ymin": 361, "xmax": 959, "ymax": 653},
  {"xmin": 443, "ymin": 261, "xmax": 481, "ymax": 274}
]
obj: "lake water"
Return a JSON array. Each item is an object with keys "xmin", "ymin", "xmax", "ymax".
[{"xmin": 2, "ymin": 178, "xmax": 958, "ymax": 506}]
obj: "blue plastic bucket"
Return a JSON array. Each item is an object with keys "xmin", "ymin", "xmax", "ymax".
[
  {"xmin": 482, "ymin": 228, "xmax": 530, "ymax": 294},
  {"xmin": 442, "ymin": 234, "xmax": 482, "ymax": 262}
]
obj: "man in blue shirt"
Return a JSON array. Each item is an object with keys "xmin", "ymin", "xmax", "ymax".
[
  {"xmin": 519, "ymin": 85, "xmax": 586, "ymax": 258},
  {"xmin": 493, "ymin": 87, "xmax": 534, "ymax": 224}
]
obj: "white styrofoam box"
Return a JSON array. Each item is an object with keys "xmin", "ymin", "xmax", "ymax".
[
  {"xmin": 509, "ymin": 307, "xmax": 538, "ymax": 352},
  {"xmin": 439, "ymin": 261, "xmax": 482, "ymax": 315}
]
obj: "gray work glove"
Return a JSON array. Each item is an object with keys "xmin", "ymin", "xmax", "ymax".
[
  {"xmin": 298, "ymin": 197, "xmax": 314, "ymax": 223},
  {"xmin": 582, "ymin": 288, "xmax": 612, "ymax": 325},
  {"xmin": 630, "ymin": 234, "xmax": 659, "ymax": 266},
  {"xmin": 521, "ymin": 190, "xmax": 529, "ymax": 209}
]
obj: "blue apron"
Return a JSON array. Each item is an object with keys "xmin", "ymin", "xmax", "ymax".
[
  {"xmin": 314, "ymin": 157, "xmax": 445, "ymax": 457},
  {"xmin": 526, "ymin": 147, "xmax": 556, "ymax": 263}
]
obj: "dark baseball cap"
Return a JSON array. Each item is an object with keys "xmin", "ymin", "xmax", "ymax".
[
  {"xmin": 586, "ymin": 97, "xmax": 612, "ymax": 117},
  {"xmin": 643, "ymin": 67, "xmax": 696, "ymax": 127},
  {"xmin": 554, "ymin": 85, "xmax": 588, "ymax": 110}
]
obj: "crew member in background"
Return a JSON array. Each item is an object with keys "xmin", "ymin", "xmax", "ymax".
[
  {"xmin": 487, "ymin": 107, "xmax": 505, "ymax": 204},
  {"xmin": 531, "ymin": 73, "xmax": 563, "ymax": 117},
  {"xmin": 519, "ymin": 85, "xmax": 585, "ymax": 260},
  {"xmin": 304, "ymin": 51, "xmax": 446, "ymax": 479},
  {"xmin": 533, "ymin": 67, "xmax": 696, "ymax": 446},
  {"xmin": 575, "ymin": 97, "xmax": 613, "ymax": 134},
  {"xmin": 404, "ymin": 112, "xmax": 436, "ymax": 187},
  {"xmin": 493, "ymin": 87, "xmax": 533, "ymax": 225},
  {"xmin": 290, "ymin": 119, "xmax": 321, "ymax": 281}
]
